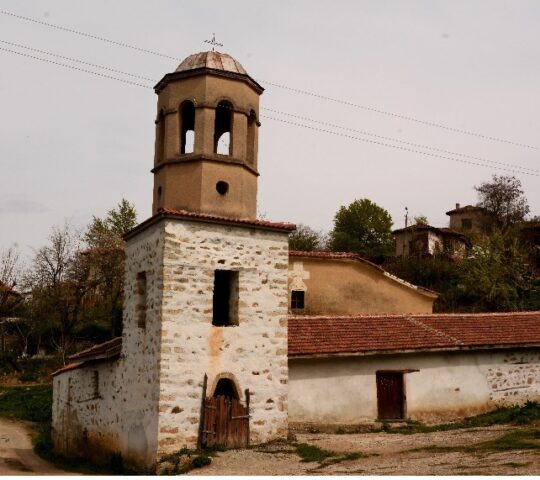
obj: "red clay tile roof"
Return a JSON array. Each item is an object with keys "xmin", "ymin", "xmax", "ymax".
[
  {"xmin": 288, "ymin": 311, "xmax": 540, "ymax": 357},
  {"xmin": 124, "ymin": 208, "xmax": 296, "ymax": 240},
  {"xmin": 68, "ymin": 337, "xmax": 122, "ymax": 362},
  {"xmin": 289, "ymin": 250, "xmax": 438, "ymax": 297},
  {"xmin": 51, "ymin": 361, "xmax": 83, "ymax": 376},
  {"xmin": 392, "ymin": 224, "xmax": 467, "ymax": 240},
  {"xmin": 446, "ymin": 205, "xmax": 486, "ymax": 215}
]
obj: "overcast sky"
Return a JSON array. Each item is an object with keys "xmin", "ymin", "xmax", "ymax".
[{"xmin": 1, "ymin": 0, "xmax": 539, "ymax": 258}]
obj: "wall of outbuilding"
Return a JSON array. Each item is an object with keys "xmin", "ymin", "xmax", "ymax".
[{"xmin": 289, "ymin": 349, "xmax": 540, "ymax": 426}]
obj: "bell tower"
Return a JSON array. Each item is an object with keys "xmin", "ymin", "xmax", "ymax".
[{"xmin": 152, "ymin": 51, "xmax": 263, "ymax": 220}]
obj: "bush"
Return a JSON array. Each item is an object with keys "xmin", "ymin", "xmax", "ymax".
[{"xmin": 192, "ymin": 454, "xmax": 212, "ymax": 468}]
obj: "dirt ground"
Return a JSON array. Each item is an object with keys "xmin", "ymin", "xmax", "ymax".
[
  {"xmin": 0, "ymin": 418, "xmax": 75, "ymax": 475},
  {"xmin": 191, "ymin": 426, "xmax": 540, "ymax": 476}
]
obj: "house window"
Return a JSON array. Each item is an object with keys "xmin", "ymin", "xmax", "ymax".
[
  {"xmin": 461, "ymin": 218, "xmax": 472, "ymax": 230},
  {"xmin": 136, "ymin": 271, "xmax": 147, "ymax": 329},
  {"xmin": 291, "ymin": 290, "xmax": 305, "ymax": 310},
  {"xmin": 376, "ymin": 371, "xmax": 405, "ymax": 421},
  {"xmin": 212, "ymin": 270, "xmax": 239, "ymax": 326},
  {"xmin": 92, "ymin": 371, "xmax": 100, "ymax": 399}
]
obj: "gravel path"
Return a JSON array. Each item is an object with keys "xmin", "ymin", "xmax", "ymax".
[
  {"xmin": 0, "ymin": 418, "xmax": 75, "ymax": 475},
  {"xmin": 190, "ymin": 425, "xmax": 540, "ymax": 476}
]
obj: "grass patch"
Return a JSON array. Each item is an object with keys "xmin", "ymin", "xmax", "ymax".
[
  {"xmin": 473, "ymin": 429, "xmax": 540, "ymax": 452},
  {"xmin": 389, "ymin": 401, "xmax": 540, "ymax": 435},
  {"xmin": 295, "ymin": 442, "xmax": 335, "ymax": 463},
  {"xmin": 0, "ymin": 384, "xmax": 52, "ymax": 423}
]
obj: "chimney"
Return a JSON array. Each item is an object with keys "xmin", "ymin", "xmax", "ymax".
[{"xmin": 455, "ymin": 203, "xmax": 460, "ymax": 209}]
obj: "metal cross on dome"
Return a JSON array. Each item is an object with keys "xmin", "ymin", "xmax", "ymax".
[{"xmin": 204, "ymin": 33, "xmax": 223, "ymax": 51}]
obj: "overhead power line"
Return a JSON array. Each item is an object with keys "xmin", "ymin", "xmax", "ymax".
[
  {"xmin": 1, "ymin": 8, "xmax": 538, "ymax": 151},
  {"xmin": 0, "ymin": 45, "xmax": 537, "ymax": 177},
  {"xmin": 261, "ymin": 115, "xmax": 539, "ymax": 177}
]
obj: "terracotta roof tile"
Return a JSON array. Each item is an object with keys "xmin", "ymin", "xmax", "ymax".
[
  {"xmin": 446, "ymin": 205, "xmax": 486, "ymax": 215},
  {"xmin": 289, "ymin": 311, "xmax": 540, "ymax": 357},
  {"xmin": 124, "ymin": 209, "xmax": 295, "ymax": 240},
  {"xmin": 68, "ymin": 337, "xmax": 122, "ymax": 361}
]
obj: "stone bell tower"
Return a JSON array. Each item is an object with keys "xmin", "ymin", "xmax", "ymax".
[{"xmin": 151, "ymin": 51, "xmax": 263, "ymax": 220}]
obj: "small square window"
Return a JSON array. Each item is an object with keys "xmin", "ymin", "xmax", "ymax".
[
  {"xmin": 291, "ymin": 290, "xmax": 305, "ymax": 310},
  {"xmin": 461, "ymin": 218, "xmax": 472, "ymax": 230}
]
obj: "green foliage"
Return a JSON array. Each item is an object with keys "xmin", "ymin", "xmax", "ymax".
[
  {"xmin": 295, "ymin": 443, "xmax": 335, "ymax": 463},
  {"xmin": 329, "ymin": 199, "xmax": 394, "ymax": 261},
  {"xmin": 85, "ymin": 198, "xmax": 137, "ymax": 247},
  {"xmin": 475, "ymin": 175, "xmax": 530, "ymax": 230},
  {"xmin": 413, "ymin": 215, "xmax": 429, "ymax": 226},
  {"xmin": 192, "ymin": 454, "xmax": 212, "ymax": 468},
  {"xmin": 458, "ymin": 229, "xmax": 532, "ymax": 311},
  {"xmin": 0, "ymin": 384, "xmax": 52, "ymax": 423},
  {"xmin": 288, "ymin": 224, "xmax": 327, "ymax": 252},
  {"xmin": 389, "ymin": 401, "xmax": 540, "ymax": 434}
]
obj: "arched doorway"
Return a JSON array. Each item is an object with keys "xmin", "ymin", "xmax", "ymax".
[{"xmin": 201, "ymin": 375, "xmax": 250, "ymax": 449}]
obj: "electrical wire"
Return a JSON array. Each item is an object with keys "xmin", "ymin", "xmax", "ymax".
[
  {"xmin": 0, "ymin": 44, "xmax": 537, "ymax": 177},
  {"xmin": 1, "ymin": 8, "xmax": 538, "ymax": 151}
]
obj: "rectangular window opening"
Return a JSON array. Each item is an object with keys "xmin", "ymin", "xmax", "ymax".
[
  {"xmin": 212, "ymin": 270, "xmax": 239, "ymax": 327},
  {"xmin": 136, "ymin": 271, "xmax": 147, "ymax": 329},
  {"xmin": 291, "ymin": 290, "xmax": 305, "ymax": 310},
  {"xmin": 461, "ymin": 218, "xmax": 472, "ymax": 230},
  {"xmin": 92, "ymin": 370, "xmax": 100, "ymax": 399}
]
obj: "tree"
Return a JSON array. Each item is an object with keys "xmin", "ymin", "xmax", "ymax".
[
  {"xmin": 289, "ymin": 224, "xmax": 327, "ymax": 252},
  {"xmin": 458, "ymin": 229, "xmax": 532, "ymax": 311},
  {"xmin": 84, "ymin": 198, "xmax": 137, "ymax": 248},
  {"xmin": 413, "ymin": 215, "xmax": 429, "ymax": 226},
  {"xmin": 329, "ymin": 199, "xmax": 394, "ymax": 261},
  {"xmin": 0, "ymin": 247, "xmax": 22, "ymax": 317},
  {"xmin": 83, "ymin": 199, "xmax": 137, "ymax": 337},
  {"xmin": 475, "ymin": 175, "xmax": 530, "ymax": 230},
  {"xmin": 24, "ymin": 223, "xmax": 93, "ymax": 361}
]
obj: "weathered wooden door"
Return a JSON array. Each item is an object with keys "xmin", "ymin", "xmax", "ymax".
[
  {"xmin": 201, "ymin": 393, "xmax": 250, "ymax": 449},
  {"xmin": 376, "ymin": 372, "xmax": 404, "ymax": 420}
]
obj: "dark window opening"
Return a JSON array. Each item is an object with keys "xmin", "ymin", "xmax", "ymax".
[
  {"xmin": 212, "ymin": 270, "xmax": 239, "ymax": 326},
  {"xmin": 156, "ymin": 110, "xmax": 166, "ymax": 163},
  {"xmin": 246, "ymin": 110, "xmax": 257, "ymax": 165},
  {"xmin": 291, "ymin": 290, "xmax": 305, "ymax": 309},
  {"xmin": 214, "ymin": 101, "xmax": 233, "ymax": 155},
  {"xmin": 376, "ymin": 371, "xmax": 405, "ymax": 421},
  {"xmin": 136, "ymin": 271, "xmax": 147, "ymax": 329},
  {"xmin": 92, "ymin": 370, "xmax": 100, "ymax": 398},
  {"xmin": 461, "ymin": 218, "xmax": 472, "ymax": 230},
  {"xmin": 180, "ymin": 101, "xmax": 195, "ymax": 154},
  {"xmin": 213, "ymin": 378, "xmax": 239, "ymax": 399},
  {"xmin": 157, "ymin": 186, "xmax": 162, "ymax": 198},
  {"xmin": 216, "ymin": 181, "xmax": 229, "ymax": 195}
]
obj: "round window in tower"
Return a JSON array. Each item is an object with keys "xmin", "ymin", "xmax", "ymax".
[{"xmin": 216, "ymin": 181, "xmax": 229, "ymax": 196}]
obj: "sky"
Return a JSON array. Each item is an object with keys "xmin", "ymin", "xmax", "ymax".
[{"xmin": 1, "ymin": 0, "xmax": 539, "ymax": 259}]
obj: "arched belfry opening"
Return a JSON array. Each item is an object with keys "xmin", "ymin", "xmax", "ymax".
[
  {"xmin": 155, "ymin": 109, "xmax": 166, "ymax": 163},
  {"xmin": 214, "ymin": 101, "xmax": 233, "ymax": 155},
  {"xmin": 213, "ymin": 378, "xmax": 239, "ymax": 399},
  {"xmin": 246, "ymin": 110, "xmax": 257, "ymax": 166},
  {"xmin": 152, "ymin": 51, "xmax": 264, "ymax": 218},
  {"xmin": 180, "ymin": 101, "xmax": 195, "ymax": 154}
]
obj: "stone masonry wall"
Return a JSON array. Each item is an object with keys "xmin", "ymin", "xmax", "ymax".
[
  {"xmin": 52, "ymin": 225, "xmax": 165, "ymax": 472},
  {"xmin": 156, "ymin": 219, "xmax": 289, "ymax": 455}
]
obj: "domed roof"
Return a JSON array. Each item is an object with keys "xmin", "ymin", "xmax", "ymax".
[{"xmin": 176, "ymin": 51, "xmax": 248, "ymax": 75}]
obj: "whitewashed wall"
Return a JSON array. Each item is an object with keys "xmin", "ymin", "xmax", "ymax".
[{"xmin": 289, "ymin": 349, "xmax": 540, "ymax": 425}]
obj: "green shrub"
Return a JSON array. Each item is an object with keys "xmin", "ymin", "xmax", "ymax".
[{"xmin": 192, "ymin": 454, "xmax": 212, "ymax": 468}]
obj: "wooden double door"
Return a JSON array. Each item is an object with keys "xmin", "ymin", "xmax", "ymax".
[
  {"xmin": 376, "ymin": 371, "xmax": 405, "ymax": 421},
  {"xmin": 201, "ymin": 394, "xmax": 250, "ymax": 449}
]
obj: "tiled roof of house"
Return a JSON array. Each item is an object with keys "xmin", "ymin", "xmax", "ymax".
[
  {"xmin": 288, "ymin": 311, "xmax": 540, "ymax": 357},
  {"xmin": 124, "ymin": 208, "xmax": 296, "ymax": 240},
  {"xmin": 392, "ymin": 224, "xmax": 467, "ymax": 240},
  {"xmin": 289, "ymin": 250, "xmax": 438, "ymax": 297},
  {"xmin": 446, "ymin": 205, "xmax": 485, "ymax": 215},
  {"xmin": 52, "ymin": 337, "xmax": 122, "ymax": 376}
]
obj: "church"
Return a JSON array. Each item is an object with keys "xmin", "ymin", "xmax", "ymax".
[{"xmin": 51, "ymin": 50, "xmax": 540, "ymax": 472}]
